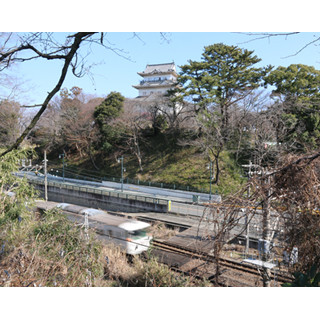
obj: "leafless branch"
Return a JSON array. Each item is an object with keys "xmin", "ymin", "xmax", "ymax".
[
  {"xmin": 236, "ymin": 32, "xmax": 320, "ymax": 59},
  {"xmin": 282, "ymin": 36, "xmax": 320, "ymax": 58},
  {"xmin": 235, "ymin": 32, "xmax": 301, "ymax": 45},
  {"xmin": 0, "ymin": 32, "xmax": 96, "ymax": 157},
  {"xmin": 20, "ymin": 104, "xmax": 43, "ymax": 108}
]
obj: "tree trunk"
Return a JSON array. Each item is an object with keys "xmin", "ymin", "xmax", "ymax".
[
  {"xmin": 214, "ymin": 153, "xmax": 220, "ymax": 184},
  {"xmin": 133, "ymin": 130, "xmax": 143, "ymax": 172},
  {"xmin": 88, "ymin": 144, "xmax": 100, "ymax": 171},
  {"xmin": 214, "ymin": 241, "xmax": 222, "ymax": 286}
]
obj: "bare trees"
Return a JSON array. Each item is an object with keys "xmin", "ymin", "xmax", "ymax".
[
  {"xmin": 115, "ymin": 95, "xmax": 196, "ymax": 171},
  {"xmin": 199, "ymin": 194, "xmax": 255, "ymax": 285},
  {"xmin": 60, "ymin": 95, "xmax": 99, "ymax": 159},
  {"xmin": 269, "ymin": 154, "xmax": 320, "ymax": 272},
  {"xmin": 147, "ymin": 94, "xmax": 195, "ymax": 136},
  {"xmin": 0, "ymin": 99, "xmax": 22, "ymax": 147},
  {"xmin": 115, "ymin": 99, "xmax": 150, "ymax": 172},
  {"xmin": 0, "ymin": 32, "xmax": 113, "ymax": 158},
  {"xmin": 31, "ymin": 87, "xmax": 101, "ymax": 168},
  {"xmin": 200, "ymin": 152, "xmax": 320, "ymax": 286}
]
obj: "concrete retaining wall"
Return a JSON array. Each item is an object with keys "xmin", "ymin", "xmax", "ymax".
[{"xmin": 32, "ymin": 181, "xmax": 169, "ymax": 213}]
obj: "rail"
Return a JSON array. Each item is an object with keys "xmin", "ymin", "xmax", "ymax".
[{"xmin": 152, "ymin": 240, "xmax": 293, "ymax": 284}]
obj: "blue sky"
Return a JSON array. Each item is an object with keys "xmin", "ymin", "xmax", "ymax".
[
  {"xmin": 2, "ymin": 0, "xmax": 320, "ymax": 107},
  {"xmin": 5, "ymin": 32, "xmax": 320, "ymax": 105}
]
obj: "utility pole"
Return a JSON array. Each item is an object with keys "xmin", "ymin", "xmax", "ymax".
[
  {"xmin": 245, "ymin": 161, "xmax": 252, "ymax": 258},
  {"xmin": 117, "ymin": 156, "xmax": 124, "ymax": 192},
  {"xmin": 245, "ymin": 214, "xmax": 250, "ymax": 258},
  {"xmin": 242, "ymin": 162, "xmax": 274, "ymax": 284},
  {"xmin": 44, "ymin": 150, "xmax": 48, "ymax": 202},
  {"xmin": 59, "ymin": 153, "xmax": 65, "ymax": 182},
  {"xmin": 241, "ymin": 160, "xmax": 253, "ymax": 258},
  {"xmin": 262, "ymin": 168, "xmax": 271, "ymax": 287},
  {"xmin": 208, "ymin": 160, "xmax": 214, "ymax": 201}
]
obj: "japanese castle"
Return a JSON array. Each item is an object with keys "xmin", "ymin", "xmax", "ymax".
[{"xmin": 133, "ymin": 62, "xmax": 178, "ymax": 97}]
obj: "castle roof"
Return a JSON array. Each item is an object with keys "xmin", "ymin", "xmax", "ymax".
[
  {"xmin": 138, "ymin": 62, "xmax": 177, "ymax": 76},
  {"xmin": 132, "ymin": 79, "xmax": 177, "ymax": 90}
]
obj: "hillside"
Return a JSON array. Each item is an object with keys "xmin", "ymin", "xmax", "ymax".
[{"xmin": 51, "ymin": 133, "xmax": 246, "ymax": 197}]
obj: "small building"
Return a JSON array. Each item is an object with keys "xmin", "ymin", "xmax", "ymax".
[{"xmin": 133, "ymin": 62, "xmax": 178, "ymax": 97}]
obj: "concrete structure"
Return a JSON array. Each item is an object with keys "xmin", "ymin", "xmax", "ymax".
[
  {"xmin": 133, "ymin": 62, "xmax": 178, "ymax": 97},
  {"xmin": 30, "ymin": 179, "xmax": 170, "ymax": 213}
]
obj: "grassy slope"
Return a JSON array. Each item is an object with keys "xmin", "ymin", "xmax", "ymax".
[{"xmin": 66, "ymin": 134, "xmax": 246, "ymax": 197}]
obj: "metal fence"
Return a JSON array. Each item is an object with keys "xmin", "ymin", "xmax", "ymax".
[
  {"xmin": 49, "ymin": 167, "xmax": 102, "ymax": 183},
  {"xmin": 49, "ymin": 166, "xmax": 215, "ymax": 195}
]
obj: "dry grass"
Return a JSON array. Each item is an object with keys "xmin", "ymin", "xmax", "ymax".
[
  {"xmin": 148, "ymin": 221, "xmax": 179, "ymax": 240},
  {"xmin": 0, "ymin": 246, "xmax": 68, "ymax": 287},
  {"xmin": 0, "ymin": 209, "xmax": 209, "ymax": 287}
]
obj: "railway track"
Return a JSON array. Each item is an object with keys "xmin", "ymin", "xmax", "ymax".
[
  {"xmin": 35, "ymin": 201, "xmax": 293, "ymax": 286},
  {"xmin": 152, "ymin": 239, "xmax": 293, "ymax": 285},
  {"xmin": 135, "ymin": 216, "xmax": 191, "ymax": 231}
]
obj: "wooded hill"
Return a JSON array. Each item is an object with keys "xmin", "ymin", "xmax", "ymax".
[{"xmin": 1, "ymin": 43, "xmax": 320, "ymax": 196}]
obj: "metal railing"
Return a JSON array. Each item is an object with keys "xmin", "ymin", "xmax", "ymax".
[
  {"xmin": 49, "ymin": 167, "xmax": 102, "ymax": 183},
  {"xmin": 48, "ymin": 166, "xmax": 217, "ymax": 195}
]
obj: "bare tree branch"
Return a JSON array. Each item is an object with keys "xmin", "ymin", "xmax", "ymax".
[
  {"xmin": 0, "ymin": 32, "xmax": 96, "ymax": 157},
  {"xmin": 236, "ymin": 32, "xmax": 320, "ymax": 59},
  {"xmin": 282, "ymin": 36, "xmax": 320, "ymax": 58},
  {"xmin": 235, "ymin": 32, "xmax": 301, "ymax": 45}
]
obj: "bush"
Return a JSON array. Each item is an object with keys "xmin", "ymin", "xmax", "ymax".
[
  {"xmin": 1, "ymin": 207, "xmax": 210, "ymax": 287},
  {"xmin": 0, "ymin": 208, "xmax": 105, "ymax": 287}
]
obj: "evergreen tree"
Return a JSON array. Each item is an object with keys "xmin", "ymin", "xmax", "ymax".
[
  {"xmin": 178, "ymin": 43, "xmax": 270, "ymax": 182},
  {"xmin": 265, "ymin": 64, "xmax": 320, "ymax": 151},
  {"xmin": 179, "ymin": 43, "xmax": 271, "ymax": 128},
  {"xmin": 94, "ymin": 91, "xmax": 125, "ymax": 152}
]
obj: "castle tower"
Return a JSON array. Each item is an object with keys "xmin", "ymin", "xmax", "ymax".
[{"xmin": 133, "ymin": 62, "xmax": 178, "ymax": 97}]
